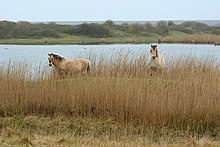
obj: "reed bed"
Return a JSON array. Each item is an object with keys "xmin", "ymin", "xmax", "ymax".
[
  {"xmin": 0, "ymin": 51, "xmax": 220, "ymax": 128},
  {"xmin": 1, "ymin": 51, "xmax": 220, "ymax": 145},
  {"xmin": 160, "ymin": 34, "xmax": 220, "ymax": 44}
]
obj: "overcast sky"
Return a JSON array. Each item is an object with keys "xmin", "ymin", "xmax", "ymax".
[{"xmin": 0, "ymin": 0, "xmax": 219, "ymax": 22}]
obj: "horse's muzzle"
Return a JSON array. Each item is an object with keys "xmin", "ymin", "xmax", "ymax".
[{"xmin": 49, "ymin": 63, "xmax": 52, "ymax": 67}]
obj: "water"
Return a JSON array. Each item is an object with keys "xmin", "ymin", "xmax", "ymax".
[{"xmin": 0, "ymin": 44, "xmax": 220, "ymax": 69}]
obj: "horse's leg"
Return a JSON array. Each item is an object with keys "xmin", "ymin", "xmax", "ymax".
[
  {"xmin": 51, "ymin": 68, "xmax": 60, "ymax": 79},
  {"xmin": 65, "ymin": 70, "xmax": 70, "ymax": 78},
  {"xmin": 69, "ymin": 71, "xmax": 76, "ymax": 78},
  {"xmin": 58, "ymin": 70, "xmax": 66, "ymax": 79}
]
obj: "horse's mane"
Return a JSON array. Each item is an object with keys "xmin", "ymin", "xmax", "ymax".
[{"xmin": 49, "ymin": 53, "xmax": 65, "ymax": 61}]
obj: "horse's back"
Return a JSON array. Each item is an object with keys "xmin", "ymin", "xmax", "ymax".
[
  {"xmin": 68, "ymin": 58, "xmax": 90, "ymax": 72},
  {"xmin": 76, "ymin": 58, "xmax": 90, "ymax": 72}
]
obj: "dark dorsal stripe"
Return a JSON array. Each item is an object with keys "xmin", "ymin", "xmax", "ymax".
[{"xmin": 49, "ymin": 53, "xmax": 65, "ymax": 61}]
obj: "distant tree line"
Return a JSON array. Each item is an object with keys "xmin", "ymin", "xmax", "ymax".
[
  {"xmin": 0, "ymin": 20, "xmax": 219, "ymax": 39},
  {"xmin": 64, "ymin": 23, "xmax": 112, "ymax": 38}
]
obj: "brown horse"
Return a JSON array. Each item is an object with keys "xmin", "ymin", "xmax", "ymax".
[{"xmin": 48, "ymin": 53, "xmax": 90, "ymax": 76}]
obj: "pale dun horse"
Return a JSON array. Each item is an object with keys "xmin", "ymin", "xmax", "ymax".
[
  {"xmin": 48, "ymin": 53, "xmax": 90, "ymax": 78},
  {"xmin": 147, "ymin": 44, "xmax": 165, "ymax": 70}
]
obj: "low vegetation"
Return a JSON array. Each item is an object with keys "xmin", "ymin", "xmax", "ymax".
[
  {"xmin": 160, "ymin": 34, "xmax": 220, "ymax": 44},
  {"xmin": 0, "ymin": 52, "xmax": 220, "ymax": 145},
  {"xmin": 0, "ymin": 20, "xmax": 220, "ymax": 44}
]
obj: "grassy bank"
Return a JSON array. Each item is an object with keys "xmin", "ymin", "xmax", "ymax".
[
  {"xmin": 0, "ymin": 52, "xmax": 220, "ymax": 145},
  {"xmin": 0, "ymin": 35, "xmax": 159, "ymax": 45},
  {"xmin": 0, "ymin": 33, "xmax": 220, "ymax": 45}
]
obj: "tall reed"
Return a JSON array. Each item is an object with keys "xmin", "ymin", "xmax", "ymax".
[{"xmin": 0, "ymin": 52, "xmax": 220, "ymax": 127}]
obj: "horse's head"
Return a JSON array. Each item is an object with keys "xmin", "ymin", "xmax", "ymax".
[
  {"xmin": 48, "ymin": 53, "xmax": 55, "ymax": 66},
  {"xmin": 48, "ymin": 53, "xmax": 65, "ymax": 67},
  {"xmin": 150, "ymin": 43, "xmax": 158, "ymax": 59}
]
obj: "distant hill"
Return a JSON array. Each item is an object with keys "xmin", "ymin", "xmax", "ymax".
[{"xmin": 38, "ymin": 20, "xmax": 220, "ymax": 26}]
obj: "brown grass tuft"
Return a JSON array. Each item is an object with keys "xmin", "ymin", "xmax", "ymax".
[{"xmin": 17, "ymin": 136, "xmax": 33, "ymax": 146}]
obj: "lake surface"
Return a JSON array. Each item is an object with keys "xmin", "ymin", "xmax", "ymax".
[{"xmin": 0, "ymin": 44, "xmax": 220, "ymax": 69}]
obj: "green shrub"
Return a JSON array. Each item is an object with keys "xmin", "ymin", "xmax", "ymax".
[{"xmin": 67, "ymin": 23, "xmax": 113, "ymax": 38}]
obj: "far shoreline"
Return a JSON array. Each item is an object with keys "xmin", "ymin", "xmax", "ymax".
[{"xmin": 0, "ymin": 37, "xmax": 219, "ymax": 46}]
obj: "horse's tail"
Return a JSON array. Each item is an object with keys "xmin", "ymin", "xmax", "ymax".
[{"xmin": 87, "ymin": 60, "xmax": 91, "ymax": 73}]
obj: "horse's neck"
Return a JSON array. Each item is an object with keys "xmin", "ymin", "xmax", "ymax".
[
  {"xmin": 53, "ymin": 60, "xmax": 63, "ymax": 67},
  {"xmin": 156, "ymin": 54, "xmax": 163, "ymax": 60},
  {"xmin": 151, "ymin": 56, "xmax": 160, "ymax": 61},
  {"xmin": 151, "ymin": 55, "xmax": 162, "ymax": 63}
]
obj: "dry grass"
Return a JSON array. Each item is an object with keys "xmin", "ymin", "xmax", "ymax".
[
  {"xmin": 0, "ymin": 116, "xmax": 220, "ymax": 146},
  {"xmin": 0, "ymin": 51, "xmax": 220, "ymax": 145},
  {"xmin": 160, "ymin": 34, "xmax": 220, "ymax": 44}
]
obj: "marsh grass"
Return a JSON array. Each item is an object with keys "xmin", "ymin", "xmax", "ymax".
[
  {"xmin": 0, "ymin": 51, "xmax": 220, "ymax": 145},
  {"xmin": 0, "ymin": 35, "xmax": 158, "ymax": 45},
  {"xmin": 0, "ymin": 116, "xmax": 220, "ymax": 146},
  {"xmin": 0, "ymin": 52, "xmax": 219, "ymax": 121},
  {"xmin": 160, "ymin": 34, "xmax": 220, "ymax": 44}
]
